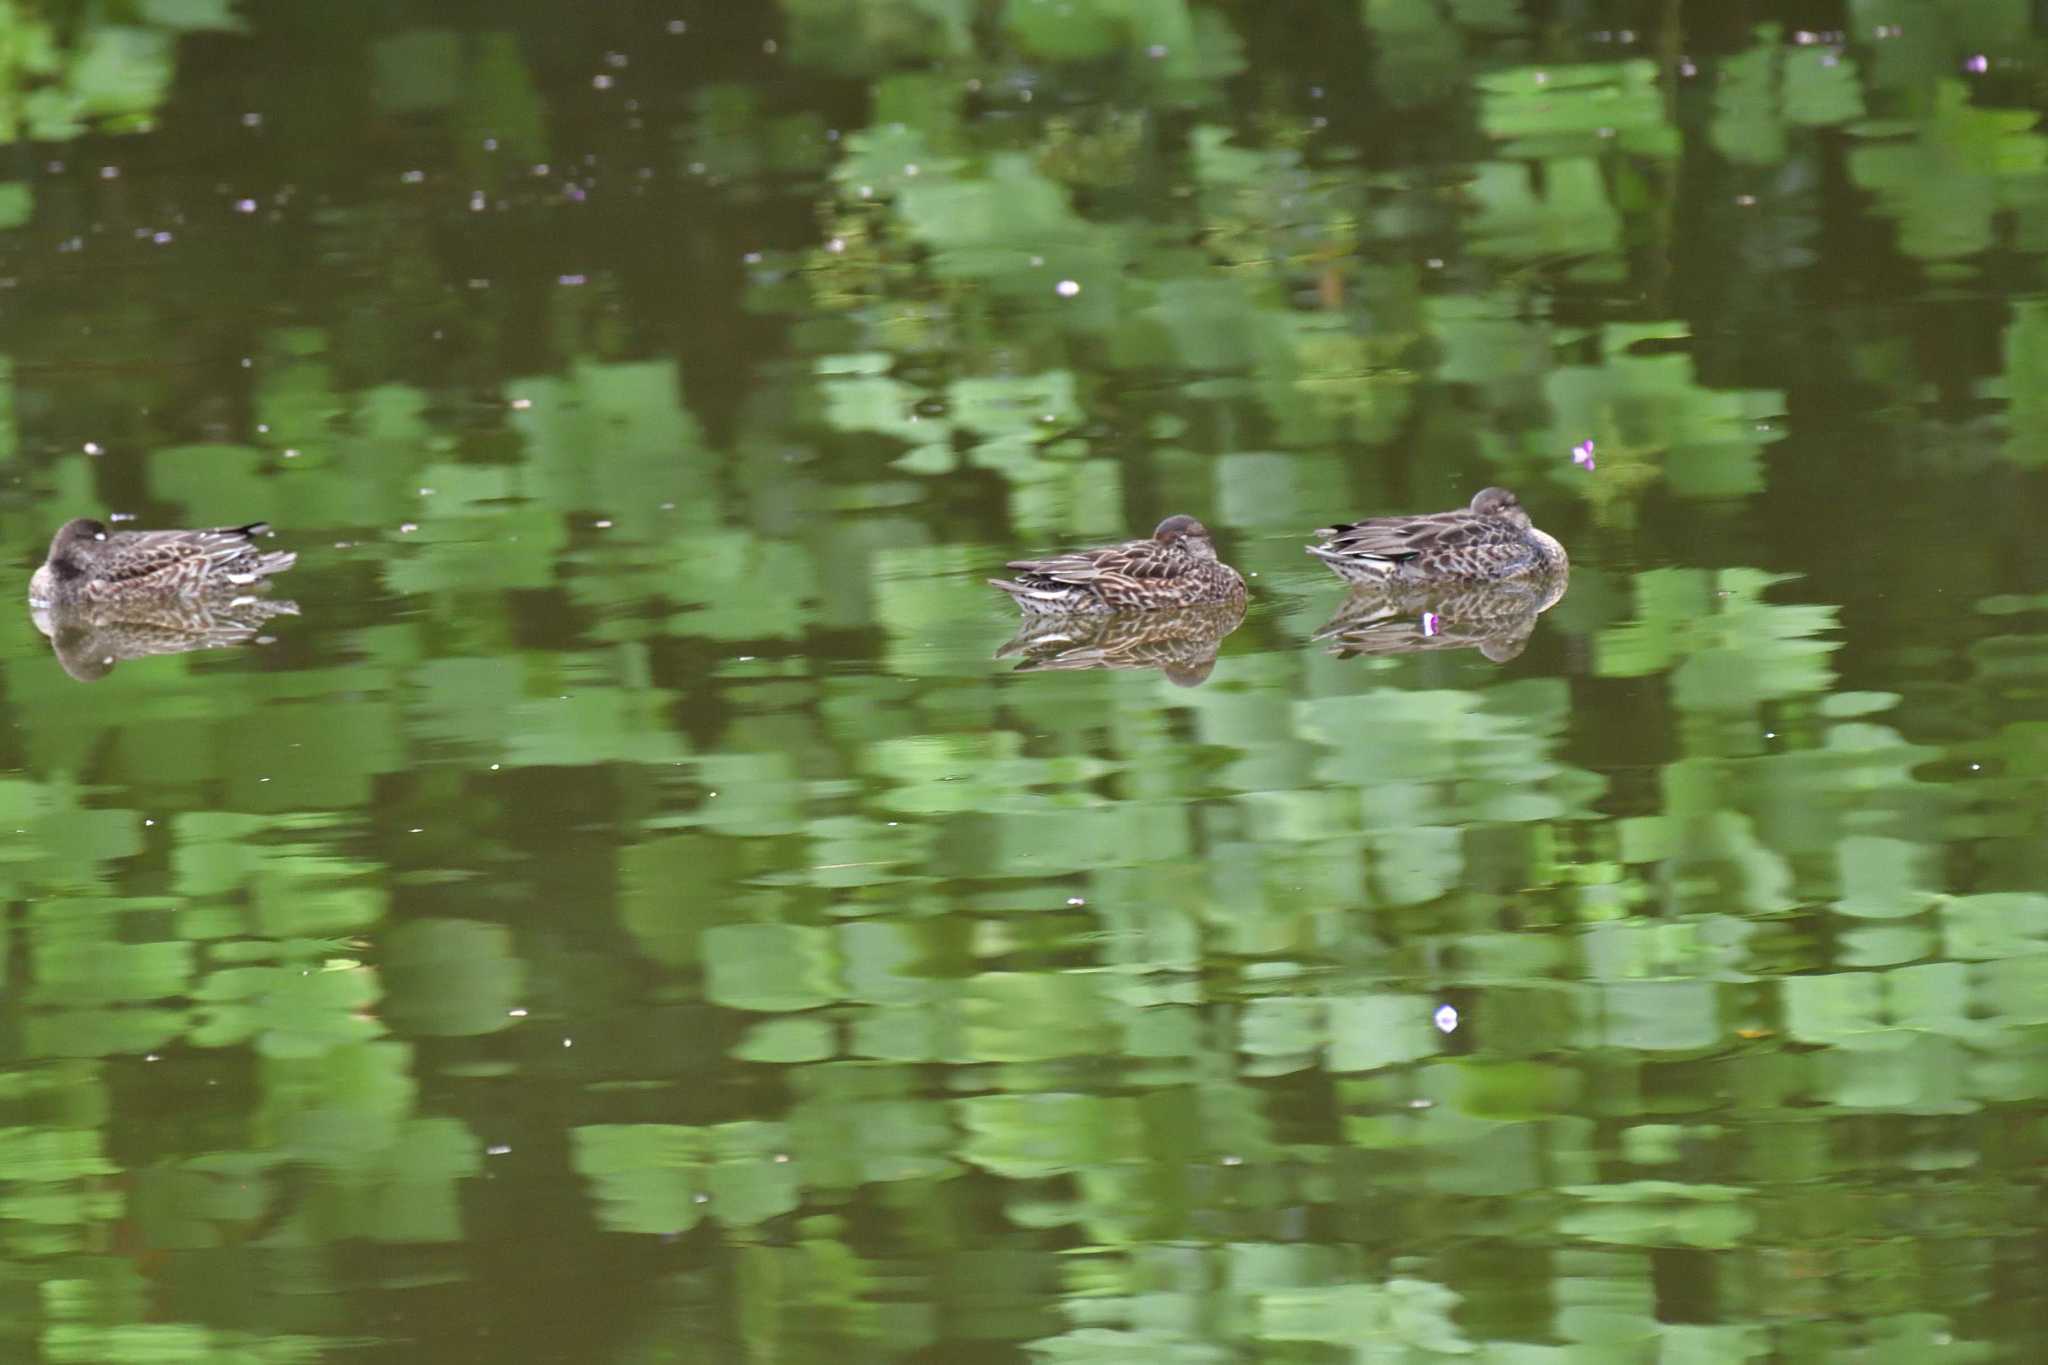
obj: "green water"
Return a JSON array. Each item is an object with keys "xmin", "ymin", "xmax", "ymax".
[{"xmin": 0, "ymin": 1, "xmax": 2045, "ymax": 1360}]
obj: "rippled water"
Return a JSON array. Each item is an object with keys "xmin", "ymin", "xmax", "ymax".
[{"xmin": 1, "ymin": 3, "xmax": 2045, "ymax": 1361}]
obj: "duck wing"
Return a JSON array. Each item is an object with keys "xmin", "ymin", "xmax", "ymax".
[
  {"xmin": 1310, "ymin": 509, "xmax": 1522, "ymax": 566},
  {"xmin": 1004, "ymin": 536, "xmax": 1191, "ymax": 591},
  {"xmin": 98, "ymin": 524, "xmax": 289, "ymax": 585}
]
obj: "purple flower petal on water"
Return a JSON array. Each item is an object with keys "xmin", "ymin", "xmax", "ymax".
[
  {"xmin": 1966, "ymin": 53, "xmax": 1989, "ymax": 74},
  {"xmin": 1433, "ymin": 1004, "xmax": 1459, "ymax": 1034},
  {"xmin": 1420, "ymin": 611, "xmax": 1441, "ymax": 638},
  {"xmin": 1571, "ymin": 439, "xmax": 1597, "ymax": 470}
]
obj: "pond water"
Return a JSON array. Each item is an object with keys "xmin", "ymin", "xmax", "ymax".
[{"xmin": 1, "ymin": 2, "xmax": 2045, "ymax": 1361}]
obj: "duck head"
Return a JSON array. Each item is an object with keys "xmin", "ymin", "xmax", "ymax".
[
  {"xmin": 43, "ymin": 518, "xmax": 109, "ymax": 582},
  {"xmin": 1153, "ymin": 514, "xmax": 1218, "ymax": 560},
  {"xmin": 1468, "ymin": 488, "xmax": 1530, "ymax": 528}
]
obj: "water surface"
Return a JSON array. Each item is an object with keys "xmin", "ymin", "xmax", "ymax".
[{"xmin": 0, "ymin": 3, "xmax": 2045, "ymax": 1361}]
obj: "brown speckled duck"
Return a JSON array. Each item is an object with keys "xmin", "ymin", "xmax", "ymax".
[
  {"xmin": 1306, "ymin": 488, "xmax": 1565, "ymax": 584},
  {"xmin": 29, "ymin": 519, "xmax": 296, "ymax": 609},
  {"xmin": 990, "ymin": 515, "xmax": 1244, "ymax": 614}
]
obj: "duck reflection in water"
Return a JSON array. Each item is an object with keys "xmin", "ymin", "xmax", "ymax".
[
  {"xmin": 1313, "ymin": 571, "xmax": 1567, "ymax": 664},
  {"xmin": 27, "ymin": 517, "xmax": 299, "ymax": 681},
  {"xmin": 32, "ymin": 592, "xmax": 300, "ymax": 682},
  {"xmin": 996, "ymin": 599, "xmax": 1247, "ymax": 687}
]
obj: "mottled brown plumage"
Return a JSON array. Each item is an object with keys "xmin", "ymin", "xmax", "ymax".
[
  {"xmin": 995, "ymin": 599, "xmax": 1246, "ymax": 687},
  {"xmin": 1307, "ymin": 488, "xmax": 1566, "ymax": 584},
  {"xmin": 1313, "ymin": 570, "xmax": 1568, "ymax": 664},
  {"xmin": 29, "ymin": 518, "xmax": 296, "ymax": 609},
  {"xmin": 989, "ymin": 515, "xmax": 1245, "ymax": 614}
]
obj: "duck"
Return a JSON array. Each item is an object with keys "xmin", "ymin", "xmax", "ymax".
[
  {"xmin": 989, "ymin": 515, "xmax": 1244, "ymax": 614},
  {"xmin": 29, "ymin": 518, "xmax": 296, "ymax": 609},
  {"xmin": 1305, "ymin": 487, "xmax": 1565, "ymax": 584},
  {"xmin": 996, "ymin": 599, "xmax": 1246, "ymax": 686}
]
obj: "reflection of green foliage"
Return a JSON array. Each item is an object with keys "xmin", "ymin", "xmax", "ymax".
[
  {"xmin": 1943, "ymin": 893, "xmax": 2048, "ymax": 960},
  {"xmin": 1466, "ymin": 157, "xmax": 1620, "ymax": 266},
  {"xmin": 704, "ymin": 924, "xmax": 840, "ymax": 1011},
  {"xmin": 1478, "ymin": 60, "xmax": 1675, "ymax": 160},
  {"xmin": 1036, "ymin": 112, "xmax": 1145, "ymax": 190},
  {"xmin": 1259, "ymin": 1276, "xmax": 1470, "ymax": 1353},
  {"xmin": 1850, "ymin": 81, "xmax": 2048, "ymax": 262},
  {"xmin": 573, "ymin": 1122, "xmax": 800, "ymax": 1234},
  {"xmin": 791, "ymin": 1064, "xmax": 954, "ymax": 1185},
  {"xmin": 958, "ymin": 1093, "xmax": 1141, "ymax": 1177},
  {"xmin": 41, "ymin": 1323, "xmax": 331, "ymax": 1364},
  {"xmin": 314, "ymin": 1117, "xmax": 482, "ymax": 1242},
  {"xmin": 897, "ymin": 153, "xmax": 1129, "ymax": 295},
  {"xmin": 1560, "ymin": 1181, "xmax": 1756, "ymax": 1249},
  {"xmin": 1302, "ymin": 680, "xmax": 1601, "ymax": 843},
  {"xmin": 30, "ymin": 900, "xmax": 192, "ymax": 1007},
  {"xmin": 506, "ymin": 360, "xmax": 713, "ymax": 537},
  {"xmin": 821, "ymin": 352, "xmax": 1083, "ymax": 485},
  {"xmin": 1191, "ymin": 125, "xmax": 1356, "ymax": 279},
  {"xmin": 0, "ymin": 780, "xmax": 140, "ymax": 891},
  {"xmin": 1712, "ymin": 26, "xmax": 1865, "ymax": 166},
  {"xmin": 192, "ymin": 961, "xmax": 381, "ymax": 1059},
  {"xmin": 1032, "ymin": 1249, "xmax": 1486, "ymax": 1361},
  {"xmin": 0, "ymin": 0, "xmax": 241, "ymax": 145},
  {"xmin": 1599, "ymin": 569, "xmax": 1838, "ymax": 709},
  {"xmin": 383, "ymin": 918, "xmax": 526, "ymax": 1036},
  {"xmin": 1527, "ymin": 324, "xmax": 1786, "ymax": 519},
  {"xmin": 784, "ymin": 0, "xmax": 975, "ymax": 74},
  {"xmin": 1997, "ymin": 301, "xmax": 2048, "ymax": 465},
  {"xmin": 0, "ymin": 1127, "xmax": 119, "ymax": 1190},
  {"xmin": 1362, "ymin": 0, "xmax": 1469, "ymax": 110},
  {"xmin": 831, "ymin": 121, "xmax": 956, "ymax": 202},
  {"xmin": 1001, "ymin": 0, "xmax": 1244, "ymax": 93}
]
